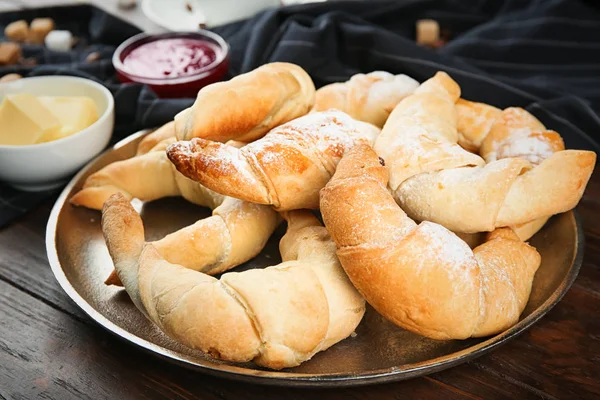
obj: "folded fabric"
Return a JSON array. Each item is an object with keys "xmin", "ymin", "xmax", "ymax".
[{"xmin": 1, "ymin": 0, "xmax": 599, "ymax": 227}]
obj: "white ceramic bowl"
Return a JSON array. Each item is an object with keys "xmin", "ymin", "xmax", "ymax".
[
  {"xmin": 0, "ymin": 76, "xmax": 114, "ymax": 191},
  {"xmin": 142, "ymin": 0, "xmax": 281, "ymax": 30}
]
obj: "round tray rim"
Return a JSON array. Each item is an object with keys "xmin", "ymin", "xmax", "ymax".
[{"xmin": 46, "ymin": 130, "xmax": 585, "ymax": 388}]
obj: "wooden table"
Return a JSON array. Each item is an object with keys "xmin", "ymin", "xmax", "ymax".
[
  {"xmin": 1, "ymin": 2, "xmax": 600, "ymax": 399},
  {"xmin": 1, "ymin": 167, "xmax": 599, "ymax": 400}
]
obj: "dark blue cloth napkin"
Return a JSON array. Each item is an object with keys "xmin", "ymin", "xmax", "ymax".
[{"xmin": 1, "ymin": 0, "xmax": 599, "ymax": 227}]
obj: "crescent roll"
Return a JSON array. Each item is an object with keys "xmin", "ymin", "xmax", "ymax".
[{"xmin": 174, "ymin": 62, "xmax": 316, "ymax": 143}]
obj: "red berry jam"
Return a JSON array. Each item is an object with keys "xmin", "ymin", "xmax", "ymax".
[
  {"xmin": 113, "ymin": 32, "xmax": 229, "ymax": 98},
  {"xmin": 122, "ymin": 38, "xmax": 219, "ymax": 79}
]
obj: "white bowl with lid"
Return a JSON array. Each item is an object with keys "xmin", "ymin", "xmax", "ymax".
[{"xmin": 0, "ymin": 76, "xmax": 114, "ymax": 191}]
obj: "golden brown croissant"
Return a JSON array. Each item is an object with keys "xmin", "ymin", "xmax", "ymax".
[
  {"xmin": 136, "ymin": 121, "xmax": 176, "ymax": 156},
  {"xmin": 167, "ymin": 110, "xmax": 381, "ymax": 211},
  {"xmin": 71, "ymin": 138, "xmax": 248, "ymax": 210},
  {"xmin": 455, "ymin": 99, "xmax": 560, "ymax": 239},
  {"xmin": 374, "ymin": 72, "xmax": 596, "ymax": 234},
  {"xmin": 311, "ymin": 71, "xmax": 418, "ymax": 127},
  {"xmin": 320, "ymin": 144, "xmax": 541, "ymax": 340},
  {"xmin": 456, "ymin": 216, "xmax": 550, "ymax": 247},
  {"xmin": 70, "ymin": 147, "xmax": 199, "ymax": 210},
  {"xmin": 456, "ymin": 99, "xmax": 566, "ymax": 164},
  {"xmin": 102, "ymin": 194, "xmax": 365, "ymax": 369},
  {"xmin": 70, "ymin": 140, "xmax": 280, "ymax": 279},
  {"xmin": 455, "ymin": 99, "xmax": 502, "ymax": 153},
  {"xmin": 174, "ymin": 62, "xmax": 316, "ymax": 143}
]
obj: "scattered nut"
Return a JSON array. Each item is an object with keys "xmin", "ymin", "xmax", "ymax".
[
  {"xmin": 0, "ymin": 42, "xmax": 22, "ymax": 66},
  {"xmin": 4, "ymin": 20, "xmax": 29, "ymax": 43},
  {"xmin": 28, "ymin": 18, "xmax": 55, "ymax": 44},
  {"xmin": 0, "ymin": 73, "xmax": 22, "ymax": 83},
  {"xmin": 85, "ymin": 51, "xmax": 101, "ymax": 63}
]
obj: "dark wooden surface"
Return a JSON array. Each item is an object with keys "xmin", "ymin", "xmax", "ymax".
[
  {"xmin": 2, "ymin": 0, "xmax": 598, "ymax": 397},
  {"xmin": 0, "ymin": 171, "xmax": 598, "ymax": 400}
]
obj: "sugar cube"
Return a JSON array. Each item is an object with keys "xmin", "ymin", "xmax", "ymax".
[
  {"xmin": 29, "ymin": 18, "xmax": 55, "ymax": 44},
  {"xmin": 416, "ymin": 19, "xmax": 440, "ymax": 46},
  {"xmin": 45, "ymin": 30, "xmax": 73, "ymax": 52},
  {"xmin": 4, "ymin": 20, "xmax": 29, "ymax": 42},
  {"xmin": 0, "ymin": 42, "xmax": 21, "ymax": 66}
]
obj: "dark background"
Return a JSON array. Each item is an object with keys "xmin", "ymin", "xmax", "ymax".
[{"xmin": 1, "ymin": 0, "xmax": 600, "ymax": 225}]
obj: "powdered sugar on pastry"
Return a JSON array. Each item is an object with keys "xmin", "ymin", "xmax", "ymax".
[
  {"xmin": 375, "ymin": 72, "xmax": 594, "ymax": 233},
  {"xmin": 168, "ymin": 110, "xmax": 381, "ymax": 210},
  {"xmin": 320, "ymin": 144, "xmax": 542, "ymax": 341},
  {"xmin": 486, "ymin": 128, "xmax": 564, "ymax": 165},
  {"xmin": 415, "ymin": 222, "xmax": 477, "ymax": 272},
  {"xmin": 312, "ymin": 71, "xmax": 419, "ymax": 127},
  {"xmin": 494, "ymin": 135, "xmax": 554, "ymax": 164},
  {"xmin": 375, "ymin": 118, "xmax": 484, "ymax": 190},
  {"xmin": 366, "ymin": 74, "xmax": 419, "ymax": 111}
]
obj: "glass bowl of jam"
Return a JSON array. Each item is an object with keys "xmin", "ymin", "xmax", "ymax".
[{"xmin": 113, "ymin": 31, "xmax": 229, "ymax": 98}]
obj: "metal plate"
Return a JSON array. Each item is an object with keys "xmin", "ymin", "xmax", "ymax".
[{"xmin": 46, "ymin": 130, "xmax": 585, "ymax": 387}]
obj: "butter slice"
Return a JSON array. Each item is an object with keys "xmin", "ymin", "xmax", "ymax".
[
  {"xmin": 0, "ymin": 94, "xmax": 60, "ymax": 145},
  {"xmin": 37, "ymin": 96, "xmax": 99, "ymax": 143}
]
